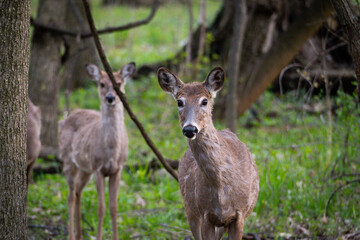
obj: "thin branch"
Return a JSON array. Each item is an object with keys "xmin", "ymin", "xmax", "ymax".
[
  {"xmin": 324, "ymin": 178, "xmax": 360, "ymax": 217},
  {"xmin": 185, "ymin": 0, "xmax": 194, "ymax": 68},
  {"xmin": 30, "ymin": 0, "xmax": 159, "ymax": 39},
  {"xmin": 81, "ymin": 0, "xmax": 178, "ymax": 181},
  {"xmin": 197, "ymin": 0, "xmax": 206, "ymax": 59}
]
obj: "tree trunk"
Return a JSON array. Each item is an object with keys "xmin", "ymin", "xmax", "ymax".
[
  {"xmin": 331, "ymin": 0, "xmax": 360, "ymax": 103},
  {"xmin": 62, "ymin": 0, "xmax": 99, "ymax": 90},
  {"xmin": 29, "ymin": 0, "xmax": 67, "ymax": 148},
  {"xmin": 0, "ymin": 0, "xmax": 30, "ymax": 238},
  {"xmin": 225, "ymin": 0, "xmax": 247, "ymax": 132},
  {"xmin": 236, "ymin": 0, "xmax": 334, "ymax": 115}
]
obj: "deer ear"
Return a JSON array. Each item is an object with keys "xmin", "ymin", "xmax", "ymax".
[
  {"xmin": 86, "ymin": 64, "xmax": 102, "ymax": 81},
  {"xmin": 120, "ymin": 62, "xmax": 136, "ymax": 84},
  {"xmin": 203, "ymin": 67, "xmax": 225, "ymax": 98},
  {"xmin": 157, "ymin": 67, "xmax": 184, "ymax": 97}
]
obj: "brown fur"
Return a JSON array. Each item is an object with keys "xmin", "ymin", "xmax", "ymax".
[
  {"xmin": 59, "ymin": 63, "xmax": 135, "ymax": 240},
  {"xmin": 158, "ymin": 67, "xmax": 259, "ymax": 240},
  {"xmin": 27, "ymin": 98, "xmax": 42, "ymax": 186}
]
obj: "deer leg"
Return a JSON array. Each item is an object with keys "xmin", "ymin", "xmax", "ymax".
[
  {"xmin": 26, "ymin": 158, "xmax": 37, "ymax": 186},
  {"xmin": 228, "ymin": 211, "xmax": 244, "ymax": 240},
  {"xmin": 65, "ymin": 163, "xmax": 78, "ymax": 240},
  {"xmin": 187, "ymin": 215, "xmax": 202, "ymax": 240},
  {"xmin": 74, "ymin": 171, "xmax": 91, "ymax": 240},
  {"xmin": 215, "ymin": 227, "xmax": 227, "ymax": 240},
  {"xmin": 95, "ymin": 172, "xmax": 106, "ymax": 240},
  {"xmin": 201, "ymin": 215, "xmax": 216, "ymax": 239},
  {"xmin": 108, "ymin": 169, "xmax": 122, "ymax": 240}
]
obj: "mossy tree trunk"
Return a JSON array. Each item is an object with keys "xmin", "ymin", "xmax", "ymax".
[
  {"xmin": 0, "ymin": 0, "xmax": 30, "ymax": 238},
  {"xmin": 29, "ymin": 0, "xmax": 67, "ymax": 148}
]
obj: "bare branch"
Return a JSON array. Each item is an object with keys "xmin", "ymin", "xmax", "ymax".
[
  {"xmin": 324, "ymin": 178, "xmax": 360, "ymax": 217},
  {"xmin": 30, "ymin": 0, "xmax": 159, "ymax": 39},
  {"xmin": 81, "ymin": 0, "xmax": 178, "ymax": 181}
]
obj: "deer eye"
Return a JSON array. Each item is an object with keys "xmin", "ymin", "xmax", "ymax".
[
  {"xmin": 100, "ymin": 83, "xmax": 105, "ymax": 88},
  {"xmin": 116, "ymin": 82, "xmax": 121, "ymax": 88},
  {"xmin": 201, "ymin": 99, "xmax": 208, "ymax": 106},
  {"xmin": 177, "ymin": 100, "xmax": 184, "ymax": 108}
]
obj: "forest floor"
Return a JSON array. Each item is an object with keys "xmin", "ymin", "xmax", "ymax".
[{"xmin": 28, "ymin": 0, "xmax": 360, "ymax": 239}]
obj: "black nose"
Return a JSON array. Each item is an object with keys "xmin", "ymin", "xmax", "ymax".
[
  {"xmin": 106, "ymin": 95, "xmax": 115, "ymax": 103},
  {"xmin": 182, "ymin": 125, "xmax": 198, "ymax": 138}
]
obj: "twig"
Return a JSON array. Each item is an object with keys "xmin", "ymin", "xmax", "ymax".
[
  {"xmin": 324, "ymin": 178, "xmax": 360, "ymax": 217},
  {"xmin": 30, "ymin": 0, "xmax": 159, "ymax": 39},
  {"xmin": 160, "ymin": 223, "xmax": 192, "ymax": 234},
  {"xmin": 331, "ymin": 173, "xmax": 360, "ymax": 180},
  {"xmin": 80, "ymin": 0, "xmax": 178, "ymax": 181},
  {"xmin": 185, "ymin": 0, "xmax": 193, "ymax": 71},
  {"xmin": 28, "ymin": 224, "xmax": 67, "ymax": 235},
  {"xmin": 81, "ymin": 214, "xmax": 95, "ymax": 232}
]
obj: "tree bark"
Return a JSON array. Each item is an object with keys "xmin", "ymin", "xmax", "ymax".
[
  {"xmin": 331, "ymin": 0, "xmax": 360, "ymax": 102},
  {"xmin": 0, "ymin": 0, "xmax": 30, "ymax": 238},
  {"xmin": 62, "ymin": 0, "xmax": 100, "ymax": 90},
  {"xmin": 236, "ymin": 0, "xmax": 334, "ymax": 115},
  {"xmin": 225, "ymin": 0, "xmax": 247, "ymax": 132},
  {"xmin": 29, "ymin": 0, "xmax": 67, "ymax": 148}
]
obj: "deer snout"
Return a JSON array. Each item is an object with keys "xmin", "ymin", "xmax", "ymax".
[
  {"xmin": 182, "ymin": 125, "xmax": 198, "ymax": 140},
  {"xmin": 105, "ymin": 94, "xmax": 116, "ymax": 104}
]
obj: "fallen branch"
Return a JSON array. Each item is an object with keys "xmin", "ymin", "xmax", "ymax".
[
  {"xmin": 30, "ymin": 0, "xmax": 159, "ymax": 39},
  {"xmin": 324, "ymin": 178, "xmax": 360, "ymax": 217},
  {"xmin": 81, "ymin": 0, "xmax": 178, "ymax": 181}
]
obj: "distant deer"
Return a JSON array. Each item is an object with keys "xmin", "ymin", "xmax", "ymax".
[
  {"xmin": 59, "ymin": 62, "xmax": 135, "ymax": 240},
  {"xmin": 158, "ymin": 67, "xmax": 259, "ymax": 239},
  {"xmin": 27, "ymin": 98, "xmax": 42, "ymax": 186}
]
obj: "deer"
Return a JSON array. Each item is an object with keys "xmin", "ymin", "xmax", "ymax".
[
  {"xmin": 27, "ymin": 98, "xmax": 42, "ymax": 186},
  {"xmin": 157, "ymin": 67, "xmax": 259, "ymax": 240},
  {"xmin": 59, "ymin": 62, "xmax": 135, "ymax": 240}
]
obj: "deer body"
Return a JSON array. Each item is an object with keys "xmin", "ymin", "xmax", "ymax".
[
  {"xmin": 158, "ymin": 68, "xmax": 259, "ymax": 239},
  {"xmin": 27, "ymin": 98, "xmax": 42, "ymax": 185},
  {"xmin": 59, "ymin": 63, "xmax": 135, "ymax": 240}
]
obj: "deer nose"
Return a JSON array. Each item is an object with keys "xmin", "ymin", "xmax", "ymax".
[
  {"xmin": 182, "ymin": 125, "xmax": 198, "ymax": 139},
  {"xmin": 105, "ymin": 95, "xmax": 115, "ymax": 104}
]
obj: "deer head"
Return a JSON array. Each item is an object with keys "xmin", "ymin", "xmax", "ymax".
[
  {"xmin": 158, "ymin": 67, "xmax": 225, "ymax": 140},
  {"xmin": 86, "ymin": 62, "xmax": 136, "ymax": 106}
]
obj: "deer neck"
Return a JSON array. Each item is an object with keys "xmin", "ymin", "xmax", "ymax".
[
  {"xmin": 188, "ymin": 120, "xmax": 225, "ymax": 187},
  {"xmin": 100, "ymin": 102, "xmax": 124, "ymax": 146}
]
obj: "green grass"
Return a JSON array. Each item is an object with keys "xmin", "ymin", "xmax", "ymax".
[
  {"xmin": 28, "ymin": 0, "xmax": 360, "ymax": 239},
  {"xmin": 29, "ymin": 77, "xmax": 360, "ymax": 239}
]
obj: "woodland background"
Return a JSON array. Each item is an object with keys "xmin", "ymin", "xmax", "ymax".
[{"xmin": 1, "ymin": 0, "xmax": 360, "ymax": 239}]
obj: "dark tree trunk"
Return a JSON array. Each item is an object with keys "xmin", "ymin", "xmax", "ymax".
[
  {"xmin": 235, "ymin": 0, "xmax": 334, "ymax": 115},
  {"xmin": 0, "ymin": 0, "xmax": 30, "ymax": 238},
  {"xmin": 331, "ymin": 0, "xmax": 360, "ymax": 103},
  {"xmin": 29, "ymin": 0, "xmax": 67, "ymax": 148},
  {"xmin": 140, "ymin": 0, "xmax": 334, "ymax": 117},
  {"xmin": 62, "ymin": 0, "xmax": 99, "ymax": 90}
]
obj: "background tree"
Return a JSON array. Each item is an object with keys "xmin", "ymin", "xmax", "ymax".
[
  {"xmin": 145, "ymin": 0, "xmax": 335, "ymax": 117},
  {"xmin": 62, "ymin": 0, "xmax": 99, "ymax": 90},
  {"xmin": 331, "ymin": 0, "xmax": 360, "ymax": 103},
  {"xmin": 29, "ymin": 0, "xmax": 67, "ymax": 148},
  {"xmin": 225, "ymin": 0, "xmax": 247, "ymax": 132},
  {"xmin": 0, "ymin": 0, "xmax": 30, "ymax": 238}
]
